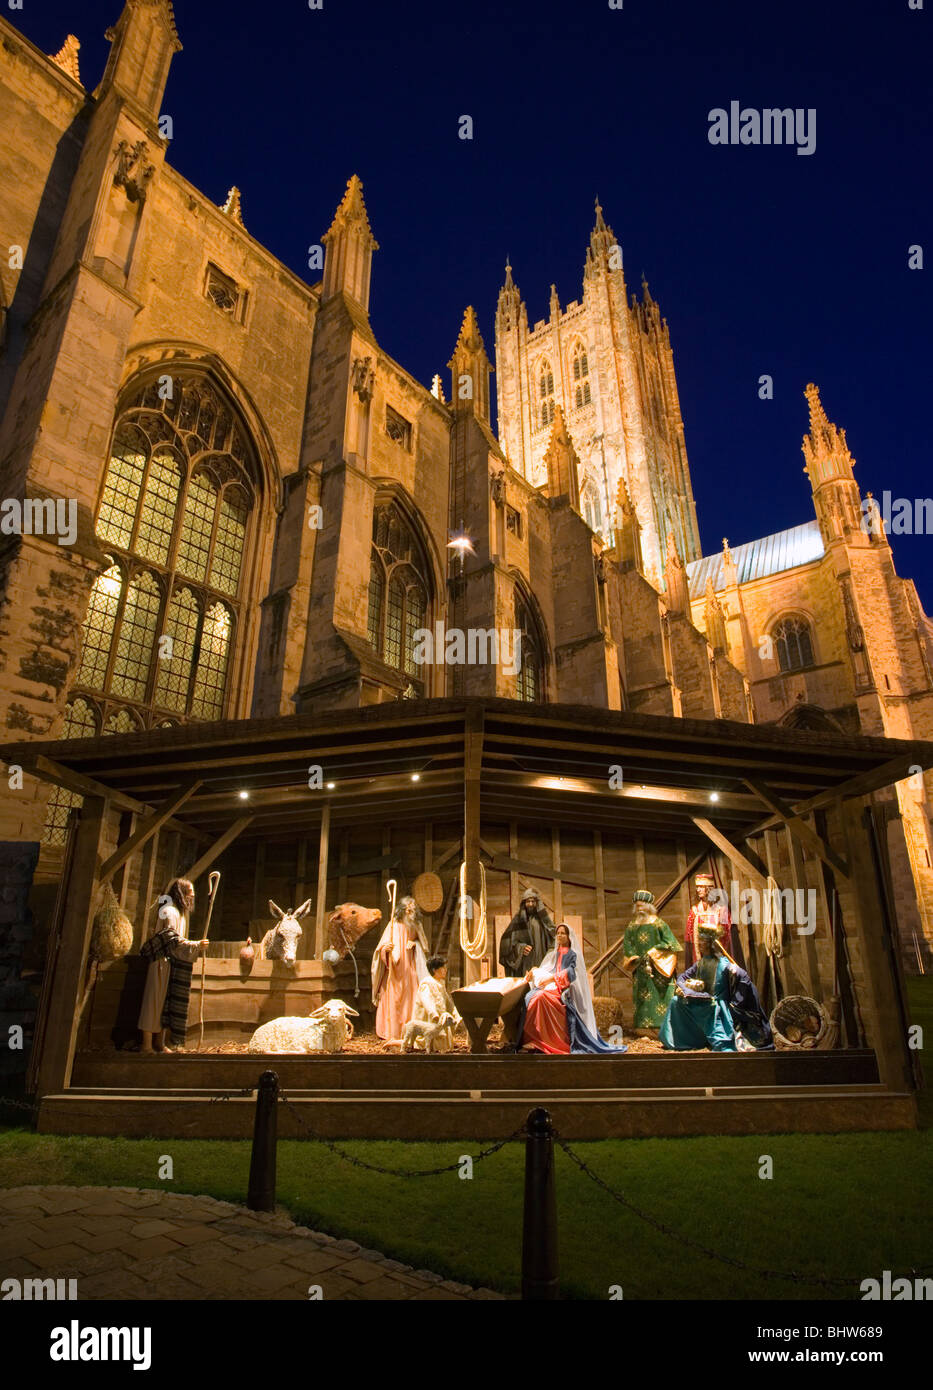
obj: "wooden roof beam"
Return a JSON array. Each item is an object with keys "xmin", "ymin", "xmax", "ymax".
[
  {"xmin": 98, "ymin": 777, "xmax": 203, "ymax": 886},
  {"xmin": 14, "ymin": 755, "xmax": 209, "ymax": 842},
  {"xmin": 744, "ymin": 777, "xmax": 849, "ymax": 879}
]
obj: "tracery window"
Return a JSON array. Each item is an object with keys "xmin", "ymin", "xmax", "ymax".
[
  {"xmin": 71, "ymin": 375, "xmax": 255, "ymax": 732},
  {"xmin": 773, "ymin": 616, "xmax": 815, "ymax": 672},
  {"xmin": 367, "ymin": 500, "xmax": 431, "ymax": 690},
  {"xmin": 515, "ymin": 590, "xmax": 545, "ymax": 703},
  {"xmin": 539, "ymin": 361, "xmax": 555, "ymax": 430},
  {"xmin": 572, "ymin": 344, "xmax": 591, "ymax": 409},
  {"xmin": 42, "ymin": 698, "xmax": 99, "ymax": 845}
]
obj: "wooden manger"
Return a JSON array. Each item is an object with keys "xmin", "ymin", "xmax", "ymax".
[{"xmin": 452, "ymin": 977, "xmax": 529, "ymax": 1053}]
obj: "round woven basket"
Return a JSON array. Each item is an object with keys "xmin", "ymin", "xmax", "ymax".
[
  {"xmin": 412, "ymin": 871, "xmax": 444, "ymax": 913},
  {"xmin": 770, "ymin": 995, "xmax": 830, "ymax": 1050}
]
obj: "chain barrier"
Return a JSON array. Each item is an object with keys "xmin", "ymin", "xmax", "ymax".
[
  {"xmin": 207, "ymin": 1087, "xmax": 255, "ymax": 1106},
  {"xmin": 0, "ymin": 1097, "xmax": 38, "ymax": 1116},
  {"xmin": 278, "ymin": 1088, "xmax": 525, "ymax": 1177},
  {"xmin": 554, "ymin": 1134, "xmax": 933, "ymax": 1289}
]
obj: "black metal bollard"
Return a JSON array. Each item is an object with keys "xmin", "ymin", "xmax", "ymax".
[
  {"xmin": 521, "ymin": 1106, "xmax": 559, "ymax": 1300},
  {"xmin": 247, "ymin": 1070, "xmax": 279, "ymax": 1211}
]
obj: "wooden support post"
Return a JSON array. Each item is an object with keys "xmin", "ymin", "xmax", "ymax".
[
  {"xmin": 463, "ymin": 706, "xmax": 484, "ymax": 985},
  {"xmin": 783, "ymin": 827, "xmax": 821, "ymax": 1000},
  {"xmin": 509, "ymin": 823, "xmax": 519, "ymax": 918},
  {"xmin": 313, "ymin": 803, "xmax": 331, "ymax": 959},
  {"xmin": 295, "ymin": 837, "xmax": 307, "ymax": 906},
  {"xmin": 593, "ymin": 831, "xmax": 608, "ymax": 958},
  {"xmin": 136, "ymin": 828, "xmax": 161, "ymax": 949},
  {"xmin": 337, "ymin": 830, "xmax": 349, "ymax": 903},
  {"xmin": 551, "ymin": 827, "xmax": 563, "ymax": 923},
  {"xmin": 252, "ymin": 841, "xmax": 266, "ymax": 920},
  {"xmin": 36, "ymin": 795, "xmax": 107, "ymax": 1096},
  {"xmin": 839, "ymin": 799, "xmax": 915, "ymax": 1094}
]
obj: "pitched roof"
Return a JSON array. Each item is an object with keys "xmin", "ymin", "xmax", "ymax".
[{"xmin": 686, "ymin": 520, "xmax": 824, "ymax": 599}]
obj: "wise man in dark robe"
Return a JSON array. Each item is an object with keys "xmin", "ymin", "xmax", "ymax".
[{"xmin": 498, "ymin": 888, "xmax": 556, "ymax": 976}]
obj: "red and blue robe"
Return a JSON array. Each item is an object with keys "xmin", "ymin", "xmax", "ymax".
[{"xmin": 519, "ymin": 947, "xmax": 623, "ymax": 1055}]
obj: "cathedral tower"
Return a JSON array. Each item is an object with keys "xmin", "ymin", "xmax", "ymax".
[{"xmin": 494, "ymin": 200, "xmax": 701, "ymax": 589}]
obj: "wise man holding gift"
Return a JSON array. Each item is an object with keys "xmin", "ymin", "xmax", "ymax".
[
  {"xmin": 621, "ymin": 889, "xmax": 682, "ymax": 1034},
  {"xmin": 684, "ymin": 871, "xmax": 733, "ymax": 968}
]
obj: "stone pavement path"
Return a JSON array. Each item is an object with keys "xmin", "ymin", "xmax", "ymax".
[{"xmin": 0, "ymin": 1187, "xmax": 503, "ymax": 1300}]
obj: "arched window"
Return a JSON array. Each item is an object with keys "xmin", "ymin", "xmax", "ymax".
[
  {"xmin": 515, "ymin": 590, "xmax": 545, "ymax": 703},
  {"xmin": 773, "ymin": 616, "xmax": 815, "ymax": 672},
  {"xmin": 582, "ymin": 483, "xmax": 602, "ymax": 534},
  {"xmin": 538, "ymin": 360, "xmax": 555, "ymax": 430},
  {"xmin": 571, "ymin": 344, "xmax": 591, "ymax": 409},
  {"xmin": 367, "ymin": 500, "xmax": 432, "ymax": 690},
  {"xmin": 69, "ymin": 375, "xmax": 256, "ymax": 731}
]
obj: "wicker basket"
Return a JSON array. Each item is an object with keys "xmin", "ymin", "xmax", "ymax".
[{"xmin": 769, "ymin": 995, "xmax": 831, "ymax": 1050}]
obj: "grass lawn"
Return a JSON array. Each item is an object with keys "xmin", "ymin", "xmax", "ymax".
[{"xmin": 2, "ymin": 977, "xmax": 930, "ymax": 1301}]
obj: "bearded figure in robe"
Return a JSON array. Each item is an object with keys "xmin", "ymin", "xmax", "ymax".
[
  {"xmin": 371, "ymin": 895, "xmax": 429, "ymax": 1040},
  {"xmin": 660, "ymin": 920, "xmax": 772, "ymax": 1052},
  {"xmin": 498, "ymin": 888, "xmax": 556, "ymax": 976},
  {"xmin": 621, "ymin": 889, "xmax": 681, "ymax": 1034}
]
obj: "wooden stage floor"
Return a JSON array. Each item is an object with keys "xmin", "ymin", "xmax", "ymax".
[{"xmin": 35, "ymin": 1046, "xmax": 919, "ymax": 1140}]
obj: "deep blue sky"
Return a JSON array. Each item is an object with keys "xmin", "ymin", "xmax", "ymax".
[{"xmin": 17, "ymin": 0, "xmax": 933, "ymax": 603}]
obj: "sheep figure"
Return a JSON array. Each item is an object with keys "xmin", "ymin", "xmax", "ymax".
[{"xmin": 248, "ymin": 999, "xmax": 359, "ymax": 1054}]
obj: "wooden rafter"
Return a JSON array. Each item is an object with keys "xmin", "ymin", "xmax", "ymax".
[
  {"xmin": 183, "ymin": 817, "xmax": 254, "ymax": 884},
  {"xmin": 97, "ymin": 777, "xmax": 203, "ymax": 885},
  {"xmin": 744, "ymin": 777, "xmax": 849, "ymax": 879},
  {"xmin": 690, "ymin": 817, "xmax": 769, "ymax": 890}
]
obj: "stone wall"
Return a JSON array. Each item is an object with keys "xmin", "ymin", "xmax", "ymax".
[{"xmin": 0, "ymin": 840, "xmax": 39, "ymax": 1084}]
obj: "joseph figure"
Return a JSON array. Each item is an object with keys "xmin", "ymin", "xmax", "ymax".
[{"xmin": 498, "ymin": 888, "xmax": 556, "ymax": 975}]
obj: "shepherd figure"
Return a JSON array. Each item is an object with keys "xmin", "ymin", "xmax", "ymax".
[
  {"xmin": 371, "ymin": 894, "xmax": 429, "ymax": 1040},
  {"xmin": 137, "ymin": 878, "xmax": 208, "ymax": 1052}
]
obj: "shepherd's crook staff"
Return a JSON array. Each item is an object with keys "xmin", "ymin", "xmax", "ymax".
[{"xmin": 196, "ymin": 871, "xmax": 221, "ymax": 1051}]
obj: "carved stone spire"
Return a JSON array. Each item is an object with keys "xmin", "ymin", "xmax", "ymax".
[
  {"xmin": 704, "ymin": 577, "xmax": 727, "ymax": 653},
  {"xmin": 322, "ymin": 174, "xmax": 379, "ymax": 312},
  {"xmin": 541, "ymin": 406, "xmax": 581, "ymax": 509},
  {"xmin": 448, "ymin": 307, "xmax": 492, "ymax": 422},
  {"xmin": 100, "ymin": 1, "xmax": 182, "ymax": 117},
  {"xmin": 802, "ymin": 382, "xmax": 856, "ymax": 486},
  {"xmin": 614, "ymin": 477, "xmax": 643, "ymax": 572},
  {"xmin": 663, "ymin": 530, "xmax": 688, "ymax": 614},
  {"xmin": 49, "ymin": 34, "xmax": 81, "ymax": 84},
  {"xmin": 220, "ymin": 186, "xmax": 245, "ymax": 228},
  {"xmin": 586, "ymin": 196, "xmax": 620, "ymax": 278},
  {"xmin": 496, "ymin": 258, "xmax": 523, "ymax": 333}
]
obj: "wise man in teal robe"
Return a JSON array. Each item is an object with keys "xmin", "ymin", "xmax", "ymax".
[
  {"xmin": 622, "ymin": 890, "xmax": 682, "ymax": 1033},
  {"xmin": 660, "ymin": 920, "xmax": 773, "ymax": 1051}
]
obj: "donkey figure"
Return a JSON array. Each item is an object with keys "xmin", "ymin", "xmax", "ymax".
[{"xmin": 258, "ymin": 899, "xmax": 312, "ymax": 965}]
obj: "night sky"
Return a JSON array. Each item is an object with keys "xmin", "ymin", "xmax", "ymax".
[{"xmin": 16, "ymin": 0, "xmax": 933, "ymax": 603}]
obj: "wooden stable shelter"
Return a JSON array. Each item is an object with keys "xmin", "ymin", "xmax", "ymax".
[{"xmin": 3, "ymin": 696, "xmax": 929, "ymax": 1139}]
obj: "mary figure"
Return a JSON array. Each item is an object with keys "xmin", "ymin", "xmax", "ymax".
[{"xmin": 517, "ymin": 923, "xmax": 626, "ymax": 1055}]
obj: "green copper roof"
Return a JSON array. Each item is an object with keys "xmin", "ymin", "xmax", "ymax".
[{"xmin": 686, "ymin": 520, "xmax": 824, "ymax": 599}]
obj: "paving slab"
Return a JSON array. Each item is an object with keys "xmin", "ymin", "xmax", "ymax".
[{"xmin": 0, "ymin": 1186, "xmax": 504, "ymax": 1301}]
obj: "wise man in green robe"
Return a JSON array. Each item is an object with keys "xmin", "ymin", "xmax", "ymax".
[{"xmin": 622, "ymin": 889, "xmax": 682, "ymax": 1034}]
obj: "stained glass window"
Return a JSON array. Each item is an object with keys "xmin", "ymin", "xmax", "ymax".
[
  {"xmin": 67, "ymin": 374, "xmax": 257, "ymax": 731},
  {"xmin": 515, "ymin": 592, "xmax": 544, "ymax": 703},
  {"xmin": 368, "ymin": 502, "xmax": 431, "ymax": 687},
  {"xmin": 177, "ymin": 473, "xmax": 216, "ymax": 583},
  {"xmin": 136, "ymin": 451, "xmax": 181, "ymax": 565},
  {"xmin": 154, "ymin": 587, "xmax": 200, "ymax": 712},
  {"xmin": 75, "ymin": 563, "xmax": 123, "ymax": 690},
  {"xmin": 774, "ymin": 617, "xmax": 815, "ymax": 672},
  {"xmin": 192, "ymin": 603, "xmax": 232, "ymax": 720},
  {"xmin": 110, "ymin": 571, "xmax": 161, "ymax": 701},
  {"xmin": 210, "ymin": 485, "xmax": 248, "ymax": 596},
  {"xmin": 42, "ymin": 698, "xmax": 98, "ymax": 845}
]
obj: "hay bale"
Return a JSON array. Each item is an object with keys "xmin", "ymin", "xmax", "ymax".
[
  {"xmin": 91, "ymin": 883, "xmax": 133, "ymax": 962},
  {"xmin": 593, "ymin": 995, "xmax": 625, "ymax": 1033}
]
